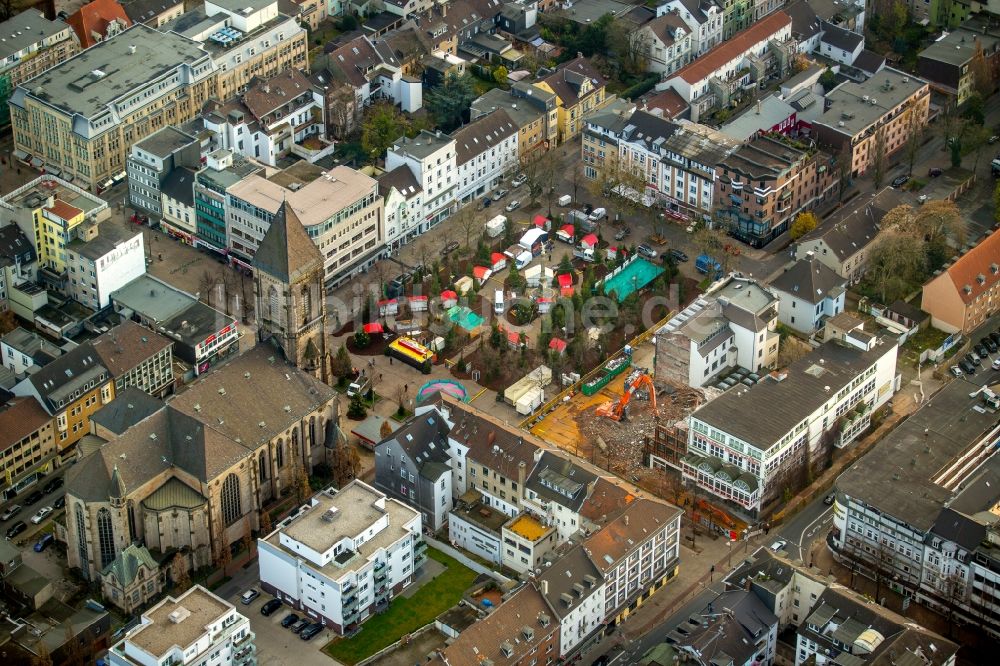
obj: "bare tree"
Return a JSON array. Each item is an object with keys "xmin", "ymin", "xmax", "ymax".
[
  {"xmin": 453, "ymin": 205, "xmax": 479, "ymax": 252},
  {"xmin": 199, "ymin": 270, "xmax": 216, "ymax": 304},
  {"xmin": 871, "ymin": 127, "xmax": 887, "ymax": 190},
  {"xmin": 866, "ymin": 231, "xmax": 928, "ymax": 303},
  {"xmin": 970, "ymin": 38, "xmax": 995, "ymax": 98},
  {"xmin": 215, "ymin": 542, "xmax": 232, "ymax": 577},
  {"xmin": 837, "ymin": 144, "xmax": 853, "ymax": 201},
  {"xmin": 606, "ymin": 18, "xmax": 652, "ymax": 78},
  {"xmin": 903, "ymin": 103, "xmax": 924, "ymax": 176},
  {"xmin": 171, "ymin": 552, "xmax": 191, "ymax": 591},
  {"xmin": 218, "ymin": 267, "xmax": 236, "ymax": 315},
  {"xmin": 239, "ymin": 273, "xmax": 255, "ymax": 322},
  {"xmin": 521, "ymin": 149, "xmax": 559, "ymax": 208}
]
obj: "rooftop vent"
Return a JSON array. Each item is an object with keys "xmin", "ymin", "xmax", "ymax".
[{"xmin": 167, "ymin": 607, "xmax": 191, "ymax": 624}]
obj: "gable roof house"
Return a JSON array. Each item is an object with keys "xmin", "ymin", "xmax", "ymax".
[
  {"xmin": 325, "ymin": 34, "xmax": 421, "ymax": 113},
  {"xmin": 535, "ymin": 55, "xmax": 611, "ymax": 142},
  {"xmin": 66, "ymin": 0, "xmax": 132, "ymax": 49},
  {"xmin": 451, "ymin": 109, "xmax": 518, "ymax": 203},
  {"xmin": 921, "ymin": 227, "xmax": 1000, "ymax": 334},
  {"xmin": 639, "ymin": 12, "xmax": 693, "ymax": 76},
  {"xmin": 768, "ymin": 255, "xmax": 847, "ymax": 334}
]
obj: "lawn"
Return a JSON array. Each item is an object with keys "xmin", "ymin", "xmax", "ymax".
[{"xmin": 322, "ymin": 548, "xmax": 477, "ymax": 664}]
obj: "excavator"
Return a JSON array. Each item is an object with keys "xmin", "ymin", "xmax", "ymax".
[{"xmin": 595, "ymin": 373, "xmax": 657, "ymax": 422}]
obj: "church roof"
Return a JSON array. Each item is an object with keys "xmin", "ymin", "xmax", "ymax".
[
  {"xmin": 252, "ymin": 200, "xmax": 322, "ymax": 283},
  {"xmin": 102, "ymin": 543, "xmax": 158, "ymax": 586},
  {"xmin": 142, "ymin": 477, "xmax": 206, "ymax": 511}
]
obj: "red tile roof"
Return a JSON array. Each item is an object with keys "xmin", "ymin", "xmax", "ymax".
[
  {"xmin": 44, "ymin": 199, "xmax": 83, "ymax": 221},
  {"xmin": 67, "ymin": 0, "xmax": 133, "ymax": 49},
  {"xmin": 0, "ymin": 398, "xmax": 52, "ymax": 453},
  {"xmin": 584, "ymin": 498, "xmax": 680, "ymax": 572},
  {"xmin": 671, "ymin": 11, "xmax": 791, "ymax": 84},
  {"xmin": 944, "ymin": 229, "xmax": 1000, "ymax": 304}
]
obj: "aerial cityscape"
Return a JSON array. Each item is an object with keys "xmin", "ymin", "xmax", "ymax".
[{"xmin": 0, "ymin": 0, "xmax": 996, "ymax": 664}]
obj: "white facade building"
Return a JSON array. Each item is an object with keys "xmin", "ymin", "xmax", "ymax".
[
  {"xmin": 452, "ymin": 110, "xmax": 518, "ymax": 204},
  {"xmin": 538, "ymin": 546, "xmax": 606, "ymax": 658},
  {"xmin": 660, "ymin": 0, "xmax": 723, "ymax": 56},
  {"xmin": 385, "ymin": 130, "xmax": 457, "ymax": 230},
  {"xmin": 65, "ymin": 226, "xmax": 146, "ymax": 309},
  {"xmin": 769, "ymin": 255, "xmax": 847, "ymax": 335},
  {"xmin": 106, "ymin": 585, "xmax": 254, "ymax": 666},
  {"xmin": 378, "ymin": 166, "xmax": 423, "ymax": 252},
  {"xmin": 640, "ymin": 12, "xmax": 693, "ymax": 76},
  {"xmin": 258, "ymin": 481, "xmax": 424, "ymax": 634}
]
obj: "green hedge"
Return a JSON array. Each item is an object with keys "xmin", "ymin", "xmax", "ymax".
[{"xmin": 621, "ymin": 74, "xmax": 660, "ymax": 101}]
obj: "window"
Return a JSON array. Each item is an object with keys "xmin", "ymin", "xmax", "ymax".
[
  {"xmin": 259, "ymin": 451, "xmax": 268, "ymax": 481},
  {"xmin": 75, "ymin": 503, "xmax": 89, "ymax": 575},
  {"xmin": 221, "ymin": 473, "xmax": 242, "ymax": 526},
  {"xmin": 97, "ymin": 508, "xmax": 115, "ymax": 569}
]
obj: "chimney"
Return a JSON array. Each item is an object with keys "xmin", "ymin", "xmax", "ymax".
[
  {"xmin": 624, "ymin": 514, "xmax": 629, "ymax": 526},
  {"xmin": 488, "ymin": 430, "xmax": 495, "ymax": 447},
  {"xmin": 541, "ymin": 579, "xmax": 548, "ymax": 595},
  {"xmin": 518, "ymin": 460, "xmax": 527, "ymax": 502},
  {"xmin": 756, "ymin": 99, "xmax": 762, "ymax": 115}
]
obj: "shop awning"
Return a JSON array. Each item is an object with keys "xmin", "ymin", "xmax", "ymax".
[
  {"xmin": 363, "ymin": 322, "xmax": 384, "ymax": 334},
  {"xmin": 12, "ymin": 149, "xmax": 28, "ymax": 161},
  {"xmin": 30, "ymin": 157, "xmax": 43, "ymax": 168}
]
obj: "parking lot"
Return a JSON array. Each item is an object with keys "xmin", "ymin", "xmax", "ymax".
[{"xmin": 222, "ymin": 587, "xmax": 337, "ymax": 666}]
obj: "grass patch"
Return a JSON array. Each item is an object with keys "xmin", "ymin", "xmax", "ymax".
[
  {"xmin": 903, "ymin": 326, "xmax": 949, "ymax": 354},
  {"xmin": 323, "ymin": 548, "xmax": 476, "ymax": 665}
]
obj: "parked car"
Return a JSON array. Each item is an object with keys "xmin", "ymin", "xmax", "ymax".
[
  {"xmin": 823, "ymin": 494, "xmax": 835, "ymax": 506},
  {"xmin": 769, "ymin": 539, "xmax": 787, "ymax": 552},
  {"xmin": 993, "ymin": 359, "xmax": 1000, "ymax": 371},
  {"xmin": 481, "ymin": 197, "xmax": 491, "ymax": 208},
  {"xmin": 614, "ymin": 227, "xmax": 629, "ymax": 241},
  {"xmin": 950, "ymin": 365, "xmax": 964, "ymax": 377},
  {"xmin": 291, "ymin": 619, "xmax": 310, "ymax": 634},
  {"xmin": 442, "ymin": 241, "xmax": 460, "ymax": 255},
  {"xmin": 511, "ymin": 174, "xmax": 527, "ymax": 188},
  {"xmin": 960, "ymin": 359, "xmax": 976, "ymax": 375},
  {"xmin": 588, "ymin": 207, "xmax": 607, "ymax": 221},
  {"xmin": 53, "ymin": 496, "xmax": 65, "ymax": 510},
  {"xmin": 983, "ymin": 337, "xmax": 998, "ymax": 353},
  {"xmin": 637, "ymin": 244, "xmax": 658, "ymax": 259},
  {"xmin": 5, "ymin": 521, "xmax": 26, "ymax": 539},
  {"xmin": 492, "ymin": 188, "xmax": 508, "ymax": 201},
  {"xmin": 33, "ymin": 533, "xmax": 54, "ymax": 553},
  {"xmin": 890, "ymin": 174, "xmax": 909, "ymax": 188},
  {"xmin": 928, "ymin": 167, "xmax": 943, "ymax": 177},
  {"xmin": 990, "ymin": 331, "xmax": 1000, "ymax": 346},
  {"xmin": 505, "ymin": 199, "xmax": 520, "ymax": 212},
  {"xmin": 967, "ymin": 352, "xmax": 982, "ymax": 366},
  {"xmin": 261, "ymin": 599, "xmax": 282, "ymax": 616},
  {"xmin": 0, "ymin": 505, "xmax": 20, "ymax": 521},
  {"xmin": 669, "ymin": 249, "xmax": 689, "ymax": 262},
  {"xmin": 30, "ymin": 506, "xmax": 52, "ymax": 525},
  {"xmin": 974, "ymin": 343, "xmax": 989, "ymax": 358},
  {"xmin": 281, "ymin": 613, "xmax": 299, "ymax": 628},
  {"xmin": 300, "ymin": 623, "xmax": 323, "ymax": 641},
  {"xmin": 240, "ymin": 589, "xmax": 260, "ymax": 605},
  {"xmin": 42, "ymin": 477, "xmax": 63, "ymax": 494},
  {"xmin": 24, "ymin": 491, "xmax": 43, "ymax": 505}
]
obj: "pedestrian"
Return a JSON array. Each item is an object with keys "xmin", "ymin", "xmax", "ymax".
[
  {"xmin": 389, "ymin": 356, "xmax": 393, "ymax": 365},
  {"xmin": 379, "ymin": 373, "xmax": 382, "ymax": 381},
  {"xmin": 405, "ymin": 384, "xmax": 408, "ymax": 393}
]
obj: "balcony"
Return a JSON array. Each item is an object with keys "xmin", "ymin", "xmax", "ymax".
[
  {"xmin": 374, "ymin": 560, "xmax": 387, "ymax": 572},
  {"xmin": 375, "ymin": 572, "xmax": 387, "ymax": 584},
  {"xmin": 414, "ymin": 540, "xmax": 428, "ymax": 555},
  {"xmin": 233, "ymin": 631, "xmax": 255, "ymax": 647},
  {"xmin": 415, "ymin": 550, "xmax": 428, "ymax": 569},
  {"xmin": 344, "ymin": 608, "xmax": 360, "ymax": 624},
  {"xmin": 343, "ymin": 594, "xmax": 359, "ymax": 609}
]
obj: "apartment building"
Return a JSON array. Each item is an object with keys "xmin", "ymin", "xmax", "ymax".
[
  {"xmin": 122, "ymin": 0, "xmax": 185, "ymax": 28},
  {"xmin": 768, "ymin": 255, "xmax": 847, "ymax": 335},
  {"xmin": 501, "ymin": 512, "xmax": 557, "ymax": 574},
  {"xmin": 64, "ymin": 223, "xmax": 146, "ymax": 310},
  {"xmin": 794, "ymin": 186, "xmax": 898, "ymax": 285},
  {"xmin": 0, "ymin": 225, "xmax": 36, "ymax": 315},
  {"xmin": 660, "ymin": 0, "xmax": 723, "ymax": 57},
  {"xmin": 324, "ymin": 34, "xmax": 422, "ymax": 113},
  {"xmin": 639, "ymin": 12, "xmax": 694, "ymax": 76},
  {"xmin": 378, "ymin": 165, "xmax": 423, "ymax": 252},
  {"xmin": 664, "ymin": 11, "xmax": 793, "ymax": 120},
  {"xmin": 921, "ymin": 222, "xmax": 1000, "ymax": 334},
  {"xmin": 385, "ymin": 130, "xmax": 457, "ymax": 230},
  {"xmin": 12, "ymin": 343, "xmax": 115, "ymax": 454},
  {"xmin": 127, "ymin": 126, "xmax": 201, "ymax": 218},
  {"xmin": 9, "ymin": 24, "xmax": 215, "ymax": 192},
  {"xmin": 89, "ymin": 320, "xmax": 174, "ymax": 398},
  {"xmin": 66, "ymin": 0, "xmax": 132, "ymax": 49},
  {"xmin": 584, "ymin": 498, "xmax": 682, "ymax": 627},
  {"xmin": 470, "ymin": 82, "xmax": 558, "ymax": 158},
  {"xmin": 452, "ymin": 109, "xmax": 518, "ymax": 204},
  {"xmin": 918, "ymin": 18, "xmax": 1000, "ymax": 105},
  {"xmin": 204, "ymin": 68, "xmax": 325, "ymax": 167},
  {"xmin": 161, "ymin": 0, "xmax": 308, "ymax": 102},
  {"xmin": 160, "ymin": 168, "xmax": 198, "ymax": 244},
  {"xmin": 714, "ymin": 135, "xmax": 838, "ymax": 248},
  {"xmin": 535, "ymin": 56, "xmax": 610, "ymax": 142},
  {"xmin": 813, "ymin": 69, "xmax": 930, "ymax": 179},
  {"xmin": 685, "ymin": 332, "xmax": 898, "ymax": 514},
  {"xmin": 583, "ymin": 108, "xmax": 738, "ymax": 223},
  {"xmin": 193, "ymin": 150, "xmax": 263, "ymax": 255},
  {"xmin": 537, "ymin": 546, "xmax": 606, "ymax": 658},
  {"xmin": 0, "ymin": 394, "xmax": 57, "ymax": 502},
  {"xmin": 226, "ymin": 163, "xmax": 383, "ymax": 286},
  {"xmin": 0, "ymin": 10, "xmax": 80, "ymax": 127},
  {"xmin": 106, "ymin": 586, "xmax": 255, "ymax": 666},
  {"xmin": 654, "ymin": 275, "xmax": 780, "ymax": 389},
  {"xmin": 1, "ymin": 327, "xmax": 62, "ymax": 378},
  {"xmin": 258, "ymin": 481, "xmax": 425, "ymax": 634},
  {"xmin": 668, "ymin": 589, "xmax": 777, "ymax": 666}
]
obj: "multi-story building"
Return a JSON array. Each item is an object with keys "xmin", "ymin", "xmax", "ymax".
[
  {"xmin": 323, "ymin": 34, "xmax": 422, "ymax": 113},
  {"xmin": 452, "ymin": 109, "xmax": 518, "ymax": 204},
  {"xmin": 193, "ymin": 149, "xmax": 263, "ymax": 255},
  {"xmin": 385, "ymin": 130, "xmax": 457, "ymax": 230},
  {"xmin": 227, "ymin": 163, "xmax": 383, "ymax": 286},
  {"xmin": 535, "ymin": 56, "xmax": 610, "ymax": 143},
  {"xmin": 669, "ymin": 589, "xmax": 778, "ymax": 666},
  {"xmin": 0, "ymin": 224, "xmax": 36, "ymax": 314},
  {"xmin": 0, "ymin": 10, "xmax": 80, "ymax": 128},
  {"xmin": 106, "ymin": 585, "xmax": 255, "ymax": 666},
  {"xmin": 918, "ymin": 17, "xmax": 1000, "ymax": 105},
  {"xmin": 584, "ymin": 498, "xmax": 682, "ymax": 627},
  {"xmin": 0, "ymin": 394, "xmax": 57, "ymax": 502},
  {"xmin": 64, "ymin": 223, "xmax": 146, "ymax": 310},
  {"xmin": 664, "ymin": 11, "xmax": 793, "ymax": 121},
  {"xmin": 160, "ymin": 167, "xmax": 198, "ymax": 244},
  {"xmin": 470, "ymin": 82, "xmax": 558, "ymax": 157},
  {"xmin": 436, "ymin": 584, "xmax": 559, "ymax": 666},
  {"xmin": 920, "ymin": 226, "xmax": 1000, "ymax": 334},
  {"xmin": 661, "ymin": 0, "xmax": 723, "ymax": 57},
  {"xmin": 204, "ymin": 68, "xmax": 325, "ymax": 167},
  {"xmin": 794, "ymin": 186, "xmax": 898, "ymax": 285},
  {"xmin": 537, "ymin": 545, "xmax": 605, "ymax": 658},
  {"xmin": 258, "ymin": 481, "xmax": 425, "ymax": 634},
  {"xmin": 66, "ymin": 0, "xmax": 133, "ymax": 49},
  {"xmin": 654, "ymin": 275, "xmax": 780, "ymax": 389},
  {"xmin": 283, "ymin": 0, "xmax": 326, "ymax": 30},
  {"xmin": 714, "ymin": 135, "xmax": 838, "ymax": 248},
  {"xmin": 1, "ymin": 327, "xmax": 62, "ymax": 378},
  {"xmin": 768, "ymin": 255, "xmax": 847, "ymax": 335},
  {"xmin": 12, "ymin": 342, "xmax": 115, "ymax": 455},
  {"xmin": 721, "ymin": 0, "xmax": 752, "ymax": 39},
  {"xmin": 9, "ymin": 24, "xmax": 215, "ymax": 192},
  {"xmin": 685, "ymin": 331, "xmax": 898, "ymax": 514},
  {"xmin": 501, "ymin": 512, "xmax": 557, "ymax": 574},
  {"xmin": 0, "ymin": 175, "xmax": 111, "ymax": 290},
  {"xmin": 122, "ymin": 0, "xmax": 185, "ymax": 28},
  {"xmin": 89, "ymin": 320, "xmax": 174, "ymax": 398},
  {"xmin": 813, "ymin": 68, "xmax": 930, "ymax": 179},
  {"xmin": 378, "ymin": 165, "xmax": 424, "ymax": 252},
  {"xmin": 161, "ymin": 0, "xmax": 308, "ymax": 102},
  {"xmin": 640, "ymin": 12, "xmax": 694, "ymax": 76},
  {"xmin": 127, "ymin": 126, "xmax": 201, "ymax": 218},
  {"xmin": 100, "ymin": 543, "xmax": 163, "ymax": 614}
]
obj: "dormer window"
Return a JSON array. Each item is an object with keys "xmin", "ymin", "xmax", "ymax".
[{"xmin": 977, "ymin": 274, "xmax": 986, "ymax": 285}]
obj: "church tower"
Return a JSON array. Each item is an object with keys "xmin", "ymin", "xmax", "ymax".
[{"xmin": 253, "ymin": 200, "xmax": 328, "ymax": 378}]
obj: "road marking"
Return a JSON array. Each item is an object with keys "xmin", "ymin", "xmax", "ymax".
[
  {"xmin": 469, "ymin": 387, "xmax": 488, "ymax": 403},
  {"xmin": 797, "ymin": 506, "xmax": 833, "ymax": 555}
]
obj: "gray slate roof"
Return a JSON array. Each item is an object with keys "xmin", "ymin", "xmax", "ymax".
[
  {"xmin": 90, "ymin": 387, "xmax": 163, "ymax": 435},
  {"xmin": 769, "ymin": 257, "xmax": 845, "ymax": 304}
]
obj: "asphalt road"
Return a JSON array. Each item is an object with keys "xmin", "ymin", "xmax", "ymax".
[
  {"xmin": 777, "ymin": 494, "xmax": 833, "ymax": 562},
  {"xmin": 0, "ymin": 465, "xmax": 70, "ymax": 544}
]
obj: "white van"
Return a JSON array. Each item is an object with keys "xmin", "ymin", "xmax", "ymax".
[
  {"xmin": 494, "ymin": 289, "xmax": 505, "ymax": 315},
  {"xmin": 558, "ymin": 194, "xmax": 572, "ymax": 206},
  {"xmin": 589, "ymin": 207, "xmax": 607, "ymax": 221}
]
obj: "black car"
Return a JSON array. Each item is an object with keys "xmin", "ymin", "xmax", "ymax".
[
  {"xmin": 53, "ymin": 496, "xmax": 66, "ymax": 510},
  {"xmin": 990, "ymin": 331, "xmax": 1000, "ymax": 346},
  {"xmin": 960, "ymin": 359, "xmax": 976, "ymax": 375},
  {"xmin": 42, "ymin": 478, "xmax": 63, "ymax": 494},
  {"xmin": 261, "ymin": 599, "xmax": 282, "ymax": 616},
  {"xmin": 280, "ymin": 613, "xmax": 299, "ymax": 628},
  {"xmin": 300, "ymin": 623, "xmax": 323, "ymax": 641},
  {"xmin": 974, "ymin": 343, "xmax": 989, "ymax": 358},
  {"xmin": 890, "ymin": 174, "xmax": 909, "ymax": 188},
  {"xmin": 984, "ymin": 337, "xmax": 999, "ymax": 354},
  {"xmin": 291, "ymin": 619, "xmax": 310, "ymax": 634},
  {"xmin": 24, "ymin": 491, "xmax": 43, "ymax": 506},
  {"xmin": 5, "ymin": 521, "xmax": 26, "ymax": 539},
  {"xmin": 928, "ymin": 167, "xmax": 943, "ymax": 177},
  {"xmin": 669, "ymin": 249, "xmax": 689, "ymax": 262}
]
